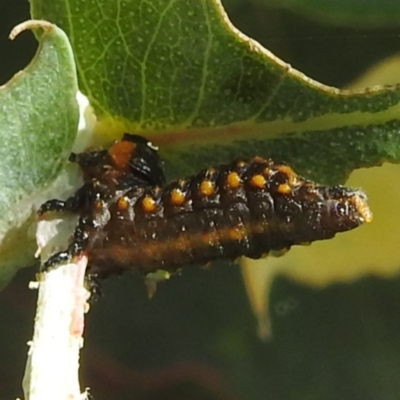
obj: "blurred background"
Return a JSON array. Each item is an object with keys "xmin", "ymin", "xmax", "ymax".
[{"xmin": 1, "ymin": 0, "xmax": 400, "ymax": 399}]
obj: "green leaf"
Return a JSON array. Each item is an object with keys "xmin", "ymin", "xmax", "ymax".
[
  {"xmin": 0, "ymin": 21, "xmax": 79, "ymax": 287},
  {"xmin": 31, "ymin": 0, "xmax": 400, "ymax": 185}
]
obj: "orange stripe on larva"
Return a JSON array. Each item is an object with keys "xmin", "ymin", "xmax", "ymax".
[{"xmin": 228, "ymin": 226, "xmax": 246, "ymax": 241}]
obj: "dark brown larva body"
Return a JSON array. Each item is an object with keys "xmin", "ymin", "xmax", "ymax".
[
  {"xmin": 39, "ymin": 134, "xmax": 372, "ymax": 280},
  {"xmin": 88, "ymin": 157, "xmax": 371, "ymax": 277}
]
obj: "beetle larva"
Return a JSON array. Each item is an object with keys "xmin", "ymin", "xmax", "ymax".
[{"xmin": 39, "ymin": 133, "xmax": 372, "ymax": 280}]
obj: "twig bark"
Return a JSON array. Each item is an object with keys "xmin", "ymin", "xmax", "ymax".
[{"xmin": 22, "ymin": 213, "xmax": 90, "ymax": 400}]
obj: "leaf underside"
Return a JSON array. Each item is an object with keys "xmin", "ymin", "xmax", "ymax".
[{"xmin": 31, "ymin": 0, "xmax": 400, "ymax": 185}]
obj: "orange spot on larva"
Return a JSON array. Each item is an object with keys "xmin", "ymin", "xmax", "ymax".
[
  {"xmin": 142, "ymin": 196, "xmax": 156, "ymax": 213},
  {"xmin": 199, "ymin": 180, "xmax": 214, "ymax": 196},
  {"xmin": 277, "ymin": 165, "xmax": 298, "ymax": 185},
  {"xmin": 117, "ymin": 197, "xmax": 129, "ymax": 210},
  {"xmin": 227, "ymin": 172, "xmax": 241, "ymax": 189},
  {"xmin": 277, "ymin": 165, "xmax": 295, "ymax": 176},
  {"xmin": 249, "ymin": 174, "xmax": 266, "ymax": 189},
  {"xmin": 277, "ymin": 183, "xmax": 291, "ymax": 195},
  {"xmin": 263, "ymin": 167, "xmax": 271, "ymax": 176},
  {"xmin": 170, "ymin": 188, "xmax": 186, "ymax": 205},
  {"xmin": 94, "ymin": 200, "xmax": 103, "ymax": 211},
  {"xmin": 109, "ymin": 140, "xmax": 136, "ymax": 171}
]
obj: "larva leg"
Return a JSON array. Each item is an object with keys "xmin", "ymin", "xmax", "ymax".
[
  {"xmin": 38, "ymin": 184, "xmax": 93, "ymax": 216},
  {"xmin": 41, "ymin": 215, "xmax": 95, "ymax": 271},
  {"xmin": 69, "ymin": 149, "xmax": 107, "ymax": 168},
  {"xmin": 38, "ymin": 149, "xmax": 108, "ymax": 216}
]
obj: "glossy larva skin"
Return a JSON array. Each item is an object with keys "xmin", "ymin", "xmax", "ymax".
[{"xmin": 39, "ymin": 134, "xmax": 371, "ymax": 279}]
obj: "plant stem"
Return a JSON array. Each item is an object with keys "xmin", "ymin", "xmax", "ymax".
[{"xmin": 22, "ymin": 188, "xmax": 90, "ymax": 399}]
